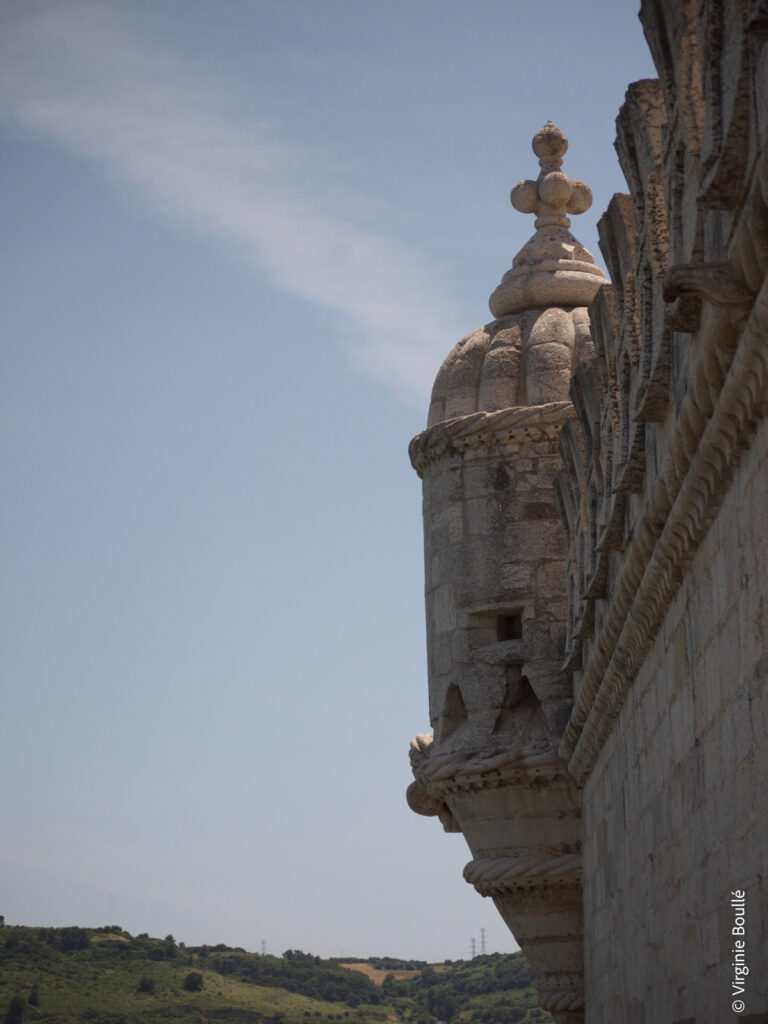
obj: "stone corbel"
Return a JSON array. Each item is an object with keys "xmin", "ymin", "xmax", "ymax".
[
  {"xmin": 464, "ymin": 850, "xmax": 584, "ymax": 1024},
  {"xmin": 663, "ymin": 262, "xmax": 755, "ymax": 331}
]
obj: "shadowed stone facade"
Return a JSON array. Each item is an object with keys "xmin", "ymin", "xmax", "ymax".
[{"xmin": 407, "ymin": 4, "xmax": 768, "ymax": 1023}]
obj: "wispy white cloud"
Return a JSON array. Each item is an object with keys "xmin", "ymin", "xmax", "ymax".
[{"xmin": 0, "ymin": 2, "xmax": 466, "ymax": 405}]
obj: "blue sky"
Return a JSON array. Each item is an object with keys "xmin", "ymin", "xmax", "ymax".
[{"xmin": 0, "ymin": 1, "xmax": 655, "ymax": 960}]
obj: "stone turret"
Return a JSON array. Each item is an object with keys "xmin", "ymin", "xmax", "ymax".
[{"xmin": 407, "ymin": 124, "xmax": 606, "ymax": 1024}]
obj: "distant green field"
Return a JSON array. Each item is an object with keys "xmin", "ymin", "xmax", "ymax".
[{"xmin": 0, "ymin": 926, "xmax": 552, "ymax": 1024}]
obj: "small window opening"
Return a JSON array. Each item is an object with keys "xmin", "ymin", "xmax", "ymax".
[{"xmin": 497, "ymin": 613, "xmax": 522, "ymax": 642}]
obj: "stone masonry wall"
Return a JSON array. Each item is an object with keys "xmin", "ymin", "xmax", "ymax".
[
  {"xmin": 583, "ymin": 410, "xmax": 768, "ymax": 1024},
  {"xmin": 554, "ymin": 4, "xmax": 768, "ymax": 1020},
  {"xmin": 421, "ymin": 434, "xmax": 568, "ymax": 747}
]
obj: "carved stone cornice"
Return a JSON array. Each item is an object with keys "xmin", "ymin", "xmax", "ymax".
[{"xmin": 409, "ymin": 401, "xmax": 573, "ymax": 477}]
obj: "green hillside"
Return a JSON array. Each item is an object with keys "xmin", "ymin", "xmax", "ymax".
[{"xmin": 0, "ymin": 926, "xmax": 553, "ymax": 1024}]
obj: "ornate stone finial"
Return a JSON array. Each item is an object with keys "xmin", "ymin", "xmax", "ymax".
[
  {"xmin": 489, "ymin": 122, "xmax": 605, "ymax": 319},
  {"xmin": 510, "ymin": 122, "xmax": 593, "ymax": 229},
  {"xmin": 532, "ymin": 120, "xmax": 568, "ymax": 168}
]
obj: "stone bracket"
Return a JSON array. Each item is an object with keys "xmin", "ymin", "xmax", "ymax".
[{"xmin": 663, "ymin": 262, "xmax": 755, "ymax": 332}]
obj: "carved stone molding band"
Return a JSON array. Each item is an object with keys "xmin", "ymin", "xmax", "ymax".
[
  {"xmin": 536, "ymin": 973, "xmax": 585, "ymax": 998},
  {"xmin": 409, "ymin": 401, "xmax": 574, "ymax": 477},
  {"xmin": 538, "ymin": 990, "xmax": 585, "ymax": 1015},
  {"xmin": 410, "ymin": 734, "xmax": 570, "ymax": 797},
  {"xmin": 531, "ymin": 971, "xmax": 585, "ymax": 1017},
  {"xmin": 463, "ymin": 854, "xmax": 582, "ymax": 895},
  {"xmin": 411, "ymin": 401, "xmax": 573, "ymax": 477}
]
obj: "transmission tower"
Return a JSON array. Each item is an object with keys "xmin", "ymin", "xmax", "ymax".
[
  {"xmin": 480, "ymin": 928, "xmax": 486, "ymax": 955},
  {"xmin": 261, "ymin": 941, "xmax": 266, "ymax": 956},
  {"xmin": 470, "ymin": 937, "xmax": 476, "ymax": 959}
]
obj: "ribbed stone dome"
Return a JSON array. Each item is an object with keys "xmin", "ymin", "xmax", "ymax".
[
  {"xmin": 426, "ymin": 307, "xmax": 594, "ymax": 427},
  {"xmin": 427, "ymin": 318, "xmax": 523, "ymax": 427}
]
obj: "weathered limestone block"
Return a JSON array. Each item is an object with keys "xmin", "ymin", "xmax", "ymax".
[{"xmin": 408, "ymin": 125, "xmax": 607, "ymax": 1024}]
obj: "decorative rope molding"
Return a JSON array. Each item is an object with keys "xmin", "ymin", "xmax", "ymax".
[
  {"xmin": 562, "ymin": 240, "xmax": 768, "ymax": 784},
  {"xmin": 409, "ymin": 402, "xmax": 574, "ymax": 477},
  {"xmin": 536, "ymin": 968, "xmax": 586, "ymax": 1015},
  {"xmin": 538, "ymin": 988, "xmax": 586, "ymax": 1015},
  {"xmin": 463, "ymin": 853, "xmax": 582, "ymax": 895}
]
